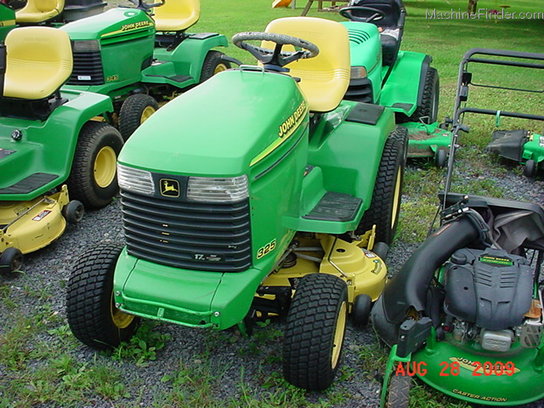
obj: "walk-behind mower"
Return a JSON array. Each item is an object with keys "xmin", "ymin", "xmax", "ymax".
[
  {"xmin": 371, "ymin": 48, "xmax": 544, "ymax": 407},
  {"xmin": 60, "ymin": 0, "xmax": 230, "ymax": 139},
  {"xmin": 0, "ymin": 26, "xmax": 123, "ymax": 272},
  {"xmin": 447, "ymin": 48, "xmax": 544, "ymax": 178},
  {"xmin": 339, "ymin": 0, "xmax": 451, "ymax": 166},
  {"xmin": 66, "ymin": 17, "xmax": 408, "ymax": 390}
]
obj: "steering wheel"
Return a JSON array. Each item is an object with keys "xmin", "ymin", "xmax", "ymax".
[
  {"xmin": 339, "ymin": 6, "xmax": 386, "ymax": 23},
  {"xmin": 129, "ymin": 0, "xmax": 164, "ymax": 11},
  {"xmin": 232, "ymin": 32, "xmax": 319, "ymax": 69}
]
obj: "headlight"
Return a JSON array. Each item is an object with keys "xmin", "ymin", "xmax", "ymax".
[
  {"xmin": 117, "ymin": 164, "xmax": 155, "ymax": 196},
  {"xmin": 187, "ymin": 175, "xmax": 248, "ymax": 203},
  {"xmin": 350, "ymin": 66, "xmax": 367, "ymax": 79}
]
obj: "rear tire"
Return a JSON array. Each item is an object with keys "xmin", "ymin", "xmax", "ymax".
[
  {"xmin": 119, "ymin": 94, "xmax": 159, "ymax": 141},
  {"xmin": 67, "ymin": 122, "xmax": 123, "ymax": 209},
  {"xmin": 523, "ymin": 159, "xmax": 537, "ymax": 178},
  {"xmin": 405, "ymin": 67, "xmax": 439, "ymax": 124},
  {"xmin": 385, "ymin": 369, "xmax": 412, "ymax": 408},
  {"xmin": 66, "ymin": 244, "xmax": 139, "ymax": 349},
  {"xmin": 356, "ymin": 127, "xmax": 407, "ymax": 245},
  {"xmin": 0, "ymin": 247, "xmax": 23, "ymax": 273},
  {"xmin": 200, "ymin": 51, "xmax": 231, "ymax": 83},
  {"xmin": 283, "ymin": 273, "xmax": 348, "ymax": 391}
]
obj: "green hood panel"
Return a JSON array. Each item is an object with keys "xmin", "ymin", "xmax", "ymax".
[
  {"xmin": 342, "ymin": 21, "xmax": 381, "ymax": 74},
  {"xmin": 61, "ymin": 8, "xmax": 154, "ymax": 42},
  {"xmin": 118, "ymin": 69, "xmax": 306, "ymax": 177}
]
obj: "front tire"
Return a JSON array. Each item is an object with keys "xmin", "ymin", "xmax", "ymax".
[
  {"xmin": 200, "ymin": 51, "xmax": 231, "ymax": 83},
  {"xmin": 67, "ymin": 122, "xmax": 124, "ymax": 209},
  {"xmin": 66, "ymin": 244, "xmax": 139, "ymax": 349},
  {"xmin": 118, "ymin": 94, "xmax": 159, "ymax": 140},
  {"xmin": 283, "ymin": 273, "xmax": 348, "ymax": 391},
  {"xmin": 385, "ymin": 370, "xmax": 412, "ymax": 408},
  {"xmin": 356, "ymin": 127, "xmax": 407, "ymax": 245}
]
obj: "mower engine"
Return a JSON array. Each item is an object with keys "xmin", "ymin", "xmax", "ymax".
[{"xmin": 443, "ymin": 247, "xmax": 543, "ymax": 352}]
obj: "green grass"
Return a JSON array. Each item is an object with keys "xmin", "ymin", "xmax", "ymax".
[{"xmin": 2, "ymin": 1, "xmax": 542, "ymax": 407}]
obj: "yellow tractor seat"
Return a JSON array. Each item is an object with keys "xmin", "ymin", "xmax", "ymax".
[
  {"xmin": 4, "ymin": 27, "xmax": 73, "ymax": 100},
  {"xmin": 264, "ymin": 17, "xmax": 350, "ymax": 113},
  {"xmin": 153, "ymin": 0, "xmax": 200, "ymax": 33},
  {"xmin": 15, "ymin": 0, "xmax": 65, "ymax": 23}
]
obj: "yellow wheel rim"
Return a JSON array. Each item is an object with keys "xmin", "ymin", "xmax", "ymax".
[
  {"xmin": 214, "ymin": 63, "xmax": 228, "ymax": 75},
  {"xmin": 140, "ymin": 106, "xmax": 156, "ymax": 123},
  {"xmin": 110, "ymin": 293, "xmax": 135, "ymax": 329},
  {"xmin": 331, "ymin": 301, "xmax": 347, "ymax": 368},
  {"xmin": 94, "ymin": 146, "xmax": 117, "ymax": 188},
  {"xmin": 391, "ymin": 168, "xmax": 402, "ymax": 229}
]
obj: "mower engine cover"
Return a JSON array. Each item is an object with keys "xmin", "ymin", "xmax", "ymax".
[{"xmin": 444, "ymin": 248, "xmax": 532, "ymax": 331}]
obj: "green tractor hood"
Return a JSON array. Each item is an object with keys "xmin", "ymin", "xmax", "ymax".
[
  {"xmin": 61, "ymin": 8, "xmax": 154, "ymax": 42},
  {"xmin": 118, "ymin": 69, "xmax": 306, "ymax": 177}
]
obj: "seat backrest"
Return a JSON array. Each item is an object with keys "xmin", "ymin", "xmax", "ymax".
[
  {"xmin": 3, "ymin": 27, "xmax": 73, "ymax": 100},
  {"xmin": 264, "ymin": 17, "xmax": 350, "ymax": 113},
  {"xmin": 153, "ymin": 0, "xmax": 200, "ymax": 32},
  {"xmin": 15, "ymin": 0, "xmax": 64, "ymax": 22}
]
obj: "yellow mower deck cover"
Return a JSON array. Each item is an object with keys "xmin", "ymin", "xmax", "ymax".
[
  {"xmin": 154, "ymin": 0, "xmax": 200, "ymax": 32},
  {"xmin": 4, "ymin": 27, "xmax": 73, "ymax": 100},
  {"xmin": 264, "ymin": 17, "xmax": 350, "ymax": 113}
]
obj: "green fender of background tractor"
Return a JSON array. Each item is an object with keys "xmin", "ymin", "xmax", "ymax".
[
  {"xmin": 341, "ymin": 21, "xmax": 382, "ymax": 102},
  {"xmin": 379, "ymin": 51, "xmax": 428, "ymax": 116},
  {"xmin": 0, "ymin": 90, "xmax": 113, "ymax": 201},
  {"xmin": 146, "ymin": 34, "xmax": 229, "ymax": 86},
  {"xmin": 412, "ymin": 339, "xmax": 544, "ymax": 406},
  {"xmin": 0, "ymin": 4, "xmax": 15, "ymax": 40},
  {"xmin": 522, "ymin": 133, "xmax": 544, "ymax": 164}
]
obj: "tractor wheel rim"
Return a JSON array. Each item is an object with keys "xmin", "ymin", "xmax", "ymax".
[
  {"xmin": 391, "ymin": 168, "xmax": 402, "ymax": 229},
  {"xmin": 110, "ymin": 293, "xmax": 135, "ymax": 329},
  {"xmin": 214, "ymin": 63, "xmax": 228, "ymax": 75},
  {"xmin": 331, "ymin": 301, "xmax": 347, "ymax": 368},
  {"xmin": 94, "ymin": 146, "xmax": 117, "ymax": 188},
  {"xmin": 140, "ymin": 106, "xmax": 156, "ymax": 123}
]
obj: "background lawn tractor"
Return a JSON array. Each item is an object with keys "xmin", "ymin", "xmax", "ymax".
[
  {"xmin": 60, "ymin": 0, "xmax": 230, "ymax": 139},
  {"xmin": 371, "ymin": 47, "xmax": 544, "ymax": 407},
  {"xmin": 0, "ymin": 0, "xmax": 106, "ymax": 40},
  {"xmin": 67, "ymin": 17, "xmax": 409, "ymax": 390},
  {"xmin": 339, "ymin": 0, "xmax": 451, "ymax": 166},
  {"xmin": 0, "ymin": 27, "xmax": 123, "ymax": 272}
]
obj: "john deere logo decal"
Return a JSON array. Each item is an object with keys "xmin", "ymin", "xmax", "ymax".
[{"xmin": 160, "ymin": 179, "xmax": 180, "ymax": 197}]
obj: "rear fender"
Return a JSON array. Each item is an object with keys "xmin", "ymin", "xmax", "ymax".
[{"xmin": 380, "ymin": 51, "xmax": 430, "ymax": 116}]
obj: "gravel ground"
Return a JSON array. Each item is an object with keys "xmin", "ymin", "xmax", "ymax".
[{"xmin": 1, "ymin": 160, "xmax": 543, "ymax": 408}]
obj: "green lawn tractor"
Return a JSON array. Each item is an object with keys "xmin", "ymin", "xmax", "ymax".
[
  {"xmin": 339, "ymin": 0, "xmax": 451, "ymax": 166},
  {"xmin": 0, "ymin": 26, "xmax": 124, "ymax": 272},
  {"xmin": 371, "ymin": 48, "xmax": 544, "ymax": 407},
  {"xmin": 59, "ymin": 0, "xmax": 230, "ymax": 140},
  {"xmin": 66, "ymin": 17, "xmax": 409, "ymax": 390},
  {"xmin": 0, "ymin": 0, "xmax": 106, "ymax": 40}
]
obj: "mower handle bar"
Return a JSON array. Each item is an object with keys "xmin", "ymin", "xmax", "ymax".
[
  {"xmin": 462, "ymin": 47, "xmax": 544, "ymax": 64},
  {"xmin": 457, "ymin": 107, "xmax": 544, "ymax": 122}
]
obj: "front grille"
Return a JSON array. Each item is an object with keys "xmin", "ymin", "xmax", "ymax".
[
  {"xmin": 348, "ymin": 28, "xmax": 371, "ymax": 45},
  {"xmin": 345, "ymin": 77, "xmax": 373, "ymax": 103},
  {"xmin": 67, "ymin": 51, "xmax": 104, "ymax": 85},
  {"xmin": 121, "ymin": 190, "xmax": 252, "ymax": 272}
]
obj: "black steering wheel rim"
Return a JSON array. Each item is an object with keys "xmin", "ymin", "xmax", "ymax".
[
  {"xmin": 232, "ymin": 32, "xmax": 319, "ymax": 69},
  {"xmin": 339, "ymin": 6, "xmax": 386, "ymax": 23}
]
